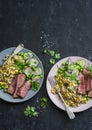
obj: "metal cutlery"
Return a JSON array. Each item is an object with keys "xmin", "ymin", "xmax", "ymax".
[
  {"xmin": 4, "ymin": 43, "xmax": 24, "ymax": 65},
  {"xmin": 48, "ymin": 76, "xmax": 75, "ymax": 119}
]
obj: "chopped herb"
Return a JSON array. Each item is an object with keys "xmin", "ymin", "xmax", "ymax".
[
  {"xmin": 31, "ymin": 66, "xmax": 36, "ymax": 71},
  {"xmin": 43, "ymin": 49, "xmax": 47, "ymax": 54},
  {"xmin": 18, "ymin": 52, "xmax": 24, "ymax": 57},
  {"xmin": 88, "ymin": 66, "xmax": 92, "ymax": 77},
  {"xmin": 48, "ymin": 50, "xmax": 55, "ymax": 57},
  {"xmin": 15, "ymin": 60, "xmax": 26, "ymax": 71},
  {"xmin": 31, "ymin": 80, "xmax": 39, "ymax": 91},
  {"xmin": 40, "ymin": 96, "xmax": 48, "ymax": 108},
  {"xmin": 70, "ymin": 74, "xmax": 76, "ymax": 80},
  {"xmin": 49, "ymin": 58, "xmax": 55, "ymax": 64},
  {"xmin": 84, "ymin": 93, "xmax": 90, "ymax": 101},
  {"xmin": 55, "ymin": 53, "xmax": 61, "ymax": 59},
  {"xmin": 42, "ymin": 49, "xmax": 61, "ymax": 64},
  {"xmin": 26, "ymin": 74, "xmax": 32, "ymax": 80},
  {"xmin": 24, "ymin": 105, "xmax": 39, "ymax": 117}
]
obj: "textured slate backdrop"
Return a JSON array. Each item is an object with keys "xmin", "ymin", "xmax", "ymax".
[{"xmin": 0, "ymin": 0, "xmax": 92, "ymax": 130}]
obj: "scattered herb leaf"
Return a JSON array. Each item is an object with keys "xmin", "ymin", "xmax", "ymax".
[
  {"xmin": 24, "ymin": 105, "xmax": 39, "ymax": 117},
  {"xmin": 43, "ymin": 49, "xmax": 47, "ymax": 54},
  {"xmin": 42, "ymin": 49, "xmax": 61, "ymax": 64},
  {"xmin": 55, "ymin": 53, "xmax": 61, "ymax": 59},
  {"xmin": 40, "ymin": 96, "xmax": 48, "ymax": 108},
  {"xmin": 48, "ymin": 50, "xmax": 55, "ymax": 57},
  {"xmin": 50, "ymin": 58, "xmax": 55, "ymax": 64}
]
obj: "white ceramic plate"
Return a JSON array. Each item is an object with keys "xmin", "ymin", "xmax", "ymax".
[
  {"xmin": 0, "ymin": 47, "xmax": 44, "ymax": 103},
  {"xmin": 46, "ymin": 56, "xmax": 92, "ymax": 112}
]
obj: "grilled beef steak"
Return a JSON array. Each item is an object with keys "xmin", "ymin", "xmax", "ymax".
[
  {"xmin": 78, "ymin": 73, "xmax": 86, "ymax": 94},
  {"xmin": 7, "ymin": 75, "xmax": 17, "ymax": 94},
  {"xmin": 13, "ymin": 74, "xmax": 26, "ymax": 98},
  {"xmin": 17, "ymin": 80, "xmax": 31, "ymax": 98}
]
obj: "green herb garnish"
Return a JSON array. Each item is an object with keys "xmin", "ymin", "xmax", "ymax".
[
  {"xmin": 31, "ymin": 80, "xmax": 39, "ymax": 91},
  {"xmin": 42, "ymin": 49, "xmax": 61, "ymax": 64},
  {"xmin": 48, "ymin": 50, "xmax": 55, "ymax": 56},
  {"xmin": 24, "ymin": 105, "xmax": 39, "ymax": 117},
  {"xmin": 40, "ymin": 96, "xmax": 48, "ymax": 108},
  {"xmin": 55, "ymin": 53, "xmax": 61, "ymax": 59},
  {"xmin": 43, "ymin": 49, "xmax": 47, "ymax": 54},
  {"xmin": 49, "ymin": 58, "xmax": 55, "ymax": 64},
  {"xmin": 88, "ymin": 66, "xmax": 92, "ymax": 77}
]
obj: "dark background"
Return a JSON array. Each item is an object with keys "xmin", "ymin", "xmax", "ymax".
[{"xmin": 0, "ymin": 0, "xmax": 92, "ymax": 130}]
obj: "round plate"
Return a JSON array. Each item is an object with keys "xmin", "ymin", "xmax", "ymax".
[
  {"xmin": 0, "ymin": 47, "xmax": 44, "ymax": 103},
  {"xmin": 46, "ymin": 56, "xmax": 92, "ymax": 112}
]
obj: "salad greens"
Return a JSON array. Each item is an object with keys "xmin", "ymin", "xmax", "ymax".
[
  {"xmin": 15, "ymin": 52, "xmax": 42, "ymax": 91},
  {"xmin": 58, "ymin": 59, "xmax": 86, "ymax": 82}
]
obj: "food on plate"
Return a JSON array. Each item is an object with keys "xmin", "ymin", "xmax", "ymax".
[
  {"xmin": 51, "ymin": 58, "xmax": 92, "ymax": 107},
  {"xmin": 78, "ymin": 68, "xmax": 92, "ymax": 96},
  {"xmin": 0, "ymin": 51, "xmax": 43, "ymax": 98},
  {"xmin": 17, "ymin": 79, "xmax": 31, "ymax": 98}
]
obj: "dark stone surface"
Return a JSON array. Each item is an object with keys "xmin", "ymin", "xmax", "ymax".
[{"xmin": 0, "ymin": 0, "xmax": 92, "ymax": 130}]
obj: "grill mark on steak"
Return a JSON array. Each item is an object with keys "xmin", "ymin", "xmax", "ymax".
[
  {"xmin": 13, "ymin": 74, "xmax": 26, "ymax": 98},
  {"xmin": 17, "ymin": 80, "xmax": 31, "ymax": 98}
]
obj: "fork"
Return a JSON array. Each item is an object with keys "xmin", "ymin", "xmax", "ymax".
[
  {"xmin": 48, "ymin": 76, "xmax": 75, "ymax": 119},
  {"xmin": 3, "ymin": 43, "xmax": 24, "ymax": 65}
]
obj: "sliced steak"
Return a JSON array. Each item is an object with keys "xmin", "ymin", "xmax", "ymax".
[
  {"xmin": 7, "ymin": 75, "xmax": 17, "ymax": 94},
  {"xmin": 83, "ymin": 68, "xmax": 91, "ymax": 91},
  {"xmin": 17, "ymin": 80, "xmax": 31, "ymax": 98},
  {"xmin": 88, "ymin": 90, "xmax": 92, "ymax": 98},
  {"xmin": 78, "ymin": 73, "xmax": 86, "ymax": 94},
  {"xmin": 13, "ymin": 74, "xmax": 26, "ymax": 98}
]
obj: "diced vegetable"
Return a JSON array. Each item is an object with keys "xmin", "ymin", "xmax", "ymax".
[
  {"xmin": 31, "ymin": 80, "xmax": 39, "ymax": 91},
  {"xmin": 34, "ymin": 68, "xmax": 42, "ymax": 75},
  {"xmin": 76, "ymin": 59, "xmax": 86, "ymax": 68},
  {"xmin": 26, "ymin": 58, "xmax": 38, "ymax": 66},
  {"xmin": 24, "ymin": 66, "xmax": 33, "ymax": 75}
]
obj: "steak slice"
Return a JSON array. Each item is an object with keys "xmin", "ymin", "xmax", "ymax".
[
  {"xmin": 7, "ymin": 75, "xmax": 17, "ymax": 94},
  {"xmin": 13, "ymin": 74, "xmax": 26, "ymax": 98},
  {"xmin": 88, "ymin": 90, "xmax": 92, "ymax": 98},
  {"xmin": 78, "ymin": 73, "xmax": 86, "ymax": 94},
  {"xmin": 83, "ymin": 68, "xmax": 91, "ymax": 91},
  {"xmin": 17, "ymin": 80, "xmax": 31, "ymax": 98}
]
